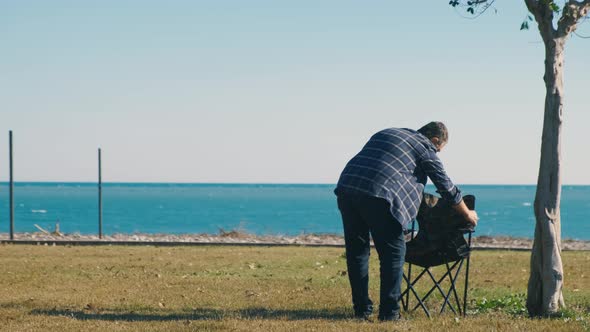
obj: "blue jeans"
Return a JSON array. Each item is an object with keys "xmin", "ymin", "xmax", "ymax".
[{"xmin": 337, "ymin": 194, "xmax": 406, "ymax": 319}]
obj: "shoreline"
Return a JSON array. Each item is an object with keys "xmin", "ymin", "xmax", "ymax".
[{"xmin": 1, "ymin": 232, "xmax": 589, "ymax": 250}]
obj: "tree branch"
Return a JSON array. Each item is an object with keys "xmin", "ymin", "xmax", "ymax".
[
  {"xmin": 574, "ymin": 0, "xmax": 590, "ymax": 7},
  {"xmin": 523, "ymin": 0, "xmax": 539, "ymax": 14},
  {"xmin": 525, "ymin": 0, "xmax": 557, "ymax": 40},
  {"xmin": 557, "ymin": 0, "xmax": 590, "ymax": 37}
]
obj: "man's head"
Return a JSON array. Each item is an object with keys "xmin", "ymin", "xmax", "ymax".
[{"xmin": 417, "ymin": 122, "xmax": 448, "ymax": 152}]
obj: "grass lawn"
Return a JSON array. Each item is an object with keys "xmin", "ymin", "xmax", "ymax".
[{"xmin": 0, "ymin": 244, "xmax": 588, "ymax": 331}]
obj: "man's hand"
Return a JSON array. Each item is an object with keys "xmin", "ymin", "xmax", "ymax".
[
  {"xmin": 464, "ymin": 210, "xmax": 479, "ymax": 226},
  {"xmin": 453, "ymin": 199, "xmax": 479, "ymax": 226}
]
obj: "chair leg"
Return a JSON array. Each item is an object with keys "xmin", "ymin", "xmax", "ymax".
[
  {"xmin": 402, "ymin": 273, "xmax": 431, "ymax": 317},
  {"xmin": 440, "ymin": 259, "xmax": 464, "ymax": 315},
  {"xmin": 425, "ymin": 268, "xmax": 458, "ymax": 315},
  {"xmin": 401, "ymin": 268, "xmax": 429, "ymax": 299},
  {"xmin": 400, "ymin": 290, "xmax": 406, "ymax": 310},
  {"xmin": 404, "ymin": 262, "xmax": 412, "ymax": 311},
  {"xmin": 450, "ymin": 260, "xmax": 465, "ymax": 315},
  {"xmin": 412, "ymin": 260, "xmax": 460, "ymax": 312},
  {"xmin": 463, "ymin": 233, "xmax": 473, "ymax": 317},
  {"xmin": 404, "ymin": 221, "xmax": 417, "ymax": 312}
]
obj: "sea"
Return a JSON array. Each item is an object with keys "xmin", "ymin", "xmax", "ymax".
[{"xmin": 0, "ymin": 183, "xmax": 588, "ymax": 240}]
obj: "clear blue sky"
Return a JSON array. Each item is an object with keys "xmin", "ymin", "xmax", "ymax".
[{"xmin": 1, "ymin": 1, "xmax": 589, "ymax": 184}]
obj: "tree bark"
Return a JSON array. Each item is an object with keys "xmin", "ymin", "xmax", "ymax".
[{"xmin": 526, "ymin": 36, "xmax": 566, "ymax": 317}]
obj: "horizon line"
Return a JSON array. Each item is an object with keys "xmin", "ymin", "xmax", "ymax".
[{"xmin": 0, "ymin": 181, "xmax": 589, "ymax": 186}]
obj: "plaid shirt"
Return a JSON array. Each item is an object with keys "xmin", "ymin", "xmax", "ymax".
[{"xmin": 335, "ymin": 127, "xmax": 462, "ymax": 229}]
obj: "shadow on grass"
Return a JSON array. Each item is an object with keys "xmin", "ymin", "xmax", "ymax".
[{"xmin": 30, "ymin": 307, "xmax": 352, "ymax": 322}]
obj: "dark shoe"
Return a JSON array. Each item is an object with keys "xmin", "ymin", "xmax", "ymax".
[
  {"xmin": 353, "ymin": 301, "xmax": 373, "ymax": 321},
  {"xmin": 378, "ymin": 312, "xmax": 401, "ymax": 322},
  {"xmin": 354, "ymin": 312, "xmax": 373, "ymax": 322}
]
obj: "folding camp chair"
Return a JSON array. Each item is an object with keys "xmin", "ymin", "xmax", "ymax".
[{"xmin": 400, "ymin": 193, "xmax": 475, "ymax": 317}]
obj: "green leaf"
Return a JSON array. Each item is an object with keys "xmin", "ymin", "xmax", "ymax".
[
  {"xmin": 549, "ymin": 2, "xmax": 560, "ymax": 12},
  {"xmin": 520, "ymin": 21, "xmax": 529, "ymax": 30},
  {"xmin": 467, "ymin": 7, "xmax": 475, "ymax": 14}
]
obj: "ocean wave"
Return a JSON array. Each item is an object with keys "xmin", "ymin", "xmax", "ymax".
[{"xmin": 31, "ymin": 209, "xmax": 47, "ymax": 213}]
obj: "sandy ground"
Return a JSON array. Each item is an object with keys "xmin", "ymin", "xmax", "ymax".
[{"xmin": 0, "ymin": 231, "xmax": 589, "ymax": 250}]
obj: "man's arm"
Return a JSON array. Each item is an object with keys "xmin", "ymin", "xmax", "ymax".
[{"xmin": 419, "ymin": 151, "xmax": 478, "ymax": 226}]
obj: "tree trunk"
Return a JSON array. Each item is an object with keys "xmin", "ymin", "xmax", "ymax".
[{"xmin": 526, "ymin": 37, "xmax": 566, "ymax": 317}]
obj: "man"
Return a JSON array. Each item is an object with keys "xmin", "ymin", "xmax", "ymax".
[{"xmin": 334, "ymin": 122, "xmax": 478, "ymax": 321}]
